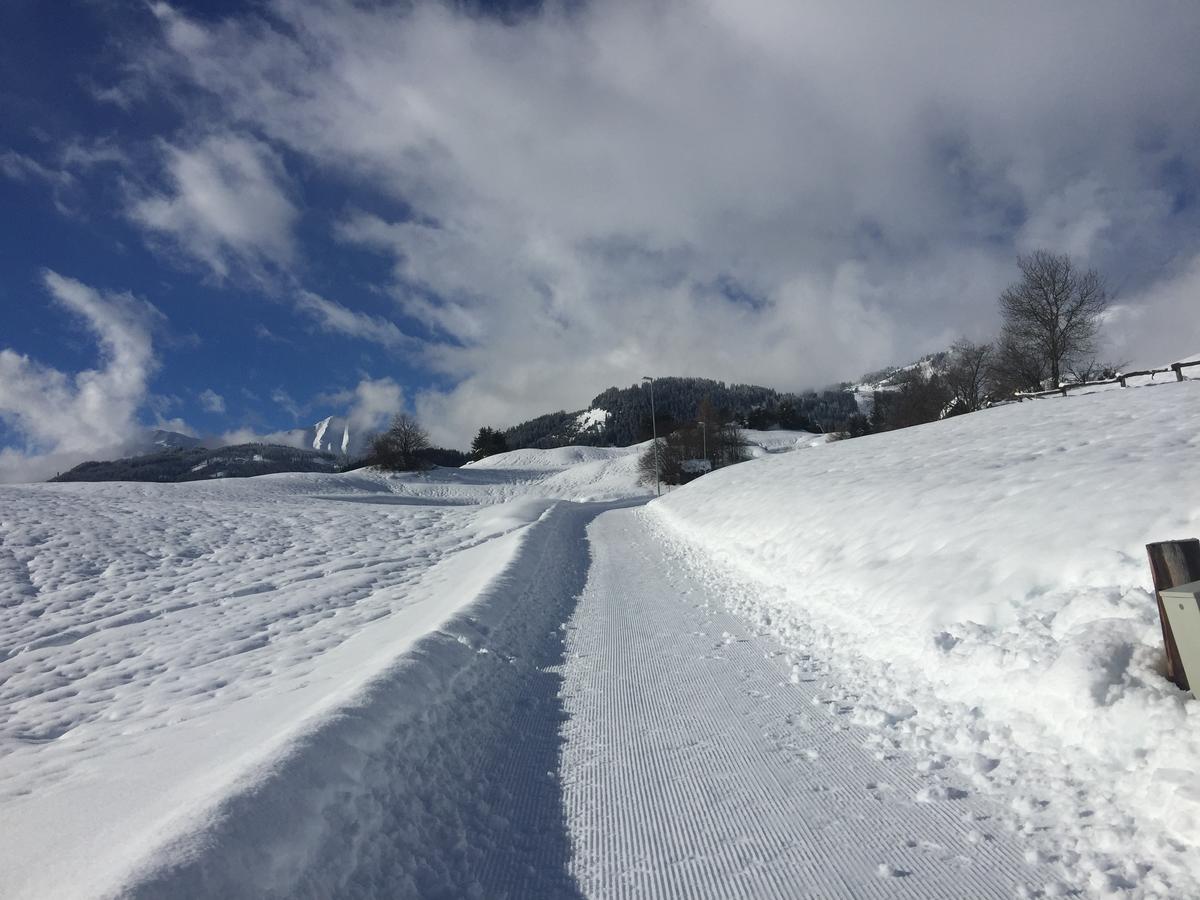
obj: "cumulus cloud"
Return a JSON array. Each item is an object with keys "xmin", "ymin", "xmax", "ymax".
[
  {"xmin": 143, "ymin": 1, "xmax": 1200, "ymax": 443},
  {"xmin": 1103, "ymin": 251, "xmax": 1200, "ymax": 368},
  {"xmin": 198, "ymin": 388, "xmax": 226, "ymax": 413},
  {"xmin": 128, "ymin": 133, "xmax": 298, "ymax": 279},
  {"xmin": 344, "ymin": 377, "xmax": 405, "ymax": 440},
  {"xmin": 0, "ymin": 272, "xmax": 165, "ymax": 482}
]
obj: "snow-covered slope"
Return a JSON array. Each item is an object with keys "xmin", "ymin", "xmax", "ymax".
[
  {"xmin": 650, "ymin": 378, "xmax": 1200, "ymax": 892},
  {"xmin": 461, "ymin": 442, "xmax": 649, "ymax": 501}
]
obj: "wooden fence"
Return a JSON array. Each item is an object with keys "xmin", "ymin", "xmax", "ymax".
[{"xmin": 1014, "ymin": 359, "xmax": 1200, "ymax": 400}]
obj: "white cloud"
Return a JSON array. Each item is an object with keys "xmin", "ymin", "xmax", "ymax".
[
  {"xmin": 219, "ymin": 376, "xmax": 403, "ymax": 452},
  {"xmin": 1104, "ymin": 251, "xmax": 1200, "ymax": 369},
  {"xmin": 271, "ymin": 388, "xmax": 303, "ymax": 420},
  {"xmin": 295, "ymin": 290, "xmax": 413, "ymax": 350},
  {"xmin": 344, "ymin": 377, "xmax": 404, "ymax": 440},
  {"xmin": 0, "ymin": 272, "xmax": 166, "ymax": 482},
  {"xmin": 199, "ymin": 388, "xmax": 226, "ymax": 413},
  {"xmin": 217, "ymin": 426, "xmax": 307, "ymax": 449},
  {"xmin": 145, "ymin": 1, "xmax": 1200, "ymax": 443},
  {"xmin": 128, "ymin": 133, "xmax": 298, "ymax": 279},
  {"xmin": 0, "ymin": 151, "xmax": 78, "ymax": 215}
]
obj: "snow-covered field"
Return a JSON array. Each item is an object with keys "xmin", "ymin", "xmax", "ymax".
[
  {"xmin": 4, "ymin": 380, "xmax": 1200, "ymax": 897},
  {"xmin": 0, "ymin": 455, "xmax": 645, "ymax": 899},
  {"xmin": 651, "ymin": 378, "xmax": 1200, "ymax": 895}
]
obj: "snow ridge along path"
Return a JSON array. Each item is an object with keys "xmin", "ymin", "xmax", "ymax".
[{"xmin": 561, "ymin": 507, "xmax": 1049, "ymax": 899}]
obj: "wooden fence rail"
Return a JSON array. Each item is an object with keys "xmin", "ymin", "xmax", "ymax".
[{"xmin": 1014, "ymin": 358, "xmax": 1200, "ymax": 400}]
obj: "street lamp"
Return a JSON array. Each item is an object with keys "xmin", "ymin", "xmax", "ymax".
[
  {"xmin": 642, "ymin": 375, "xmax": 660, "ymax": 496},
  {"xmin": 698, "ymin": 419, "xmax": 706, "ymax": 470}
]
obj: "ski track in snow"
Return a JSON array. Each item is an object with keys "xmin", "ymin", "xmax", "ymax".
[{"xmin": 562, "ymin": 508, "xmax": 1048, "ymax": 899}]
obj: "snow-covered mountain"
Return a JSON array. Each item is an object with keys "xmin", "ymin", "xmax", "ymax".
[
  {"xmin": 846, "ymin": 350, "xmax": 952, "ymax": 414},
  {"xmin": 305, "ymin": 416, "xmax": 353, "ymax": 456},
  {"xmin": 271, "ymin": 416, "xmax": 365, "ymax": 458},
  {"xmin": 145, "ymin": 429, "xmax": 204, "ymax": 451}
]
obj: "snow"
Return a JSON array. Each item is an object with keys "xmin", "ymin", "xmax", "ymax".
[
  {"xmin": 461, "ymin": 442, "xmax": 649, "ymax": 501},
  {"xmin": 465, "ymin": 442, "xmax": 635, "ymax": 471},
  {"xmin": 741, "ymin": 427, "xmax": 830, "ymax": 457},
  {"xmin": 649, "ymin": 378, "xmax": 1200, "ymax": 894},
  {"xmin": 561, "ymin": 507, "xmax": 1049, "ymax": 897},
  {"xmin": 0, "ymin": 456, "xmax": 644, "ymax": 899},
  {"xmin": 6, "ymin": 378, "xmax": 1200, "ymax": 896},
  {"xmin": 575, "ymin": 407, "xmax": 610, "ymax": 431},
  {"xmin": 309, "ymin": 415, "xmax": 351, "ymax": 455}
]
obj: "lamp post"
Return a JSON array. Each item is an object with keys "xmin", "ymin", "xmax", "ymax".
[
  {"xmin": 698, "ymin": 419, "xmax": 706, "ymax": 470},
  {"xmin": 642, "ymin": 375, "xmax": 660, "ymax": 496}
]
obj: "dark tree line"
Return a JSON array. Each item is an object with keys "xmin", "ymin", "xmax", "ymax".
[
  {"xmin": 51, "ymin": 444, "xmax": 340, "ymax": 483},
  {"xmin": 470, "ymin": 426, "xmax": 509, "ymax": 461},
  {"xmin": 500, "ymin": 377, "xmax": 858, "ymax": 452}
]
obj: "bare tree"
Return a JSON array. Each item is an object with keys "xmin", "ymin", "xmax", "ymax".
[
  {"xmin": 872, "ymin": 369, "xmax": 951, "ymax": 430},
  {"xmin": 638, "ymin": 437, "xmax": 684, "ymax": 486},
  {"xmin": 998, "ymin": 250, "xmax": 1109, "ymax": 389},
  {"xmin": 370, "ymin": 413, "xmax": 431, "ymax": 471},
  {"xmin": 990, "ymin": 329, "xmax": 1048, "ymax": 396},
  {"xmin": 944, "ymin": 338, "xmax": 993, "ymax": 415}
]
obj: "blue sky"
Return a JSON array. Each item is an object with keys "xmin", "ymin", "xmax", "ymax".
[{"xmin": 3, "ymin": 0, "xmax": 1200, "ymax": 480}]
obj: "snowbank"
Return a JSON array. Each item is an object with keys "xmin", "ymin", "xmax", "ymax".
[
  {"xmin": 463, "ymin": 442, "xmax": 649, "ymax": 501},
  {"xmin": 649, "ymin": 380, "xmax": 1200, "ymax": 892},
  {"xmin": 741, "ymin": 428, "xmax": 829, "ymax": 457},
  {"xmin": 465, "ymin": 443, "xmax": 637, "ymax": 472}
]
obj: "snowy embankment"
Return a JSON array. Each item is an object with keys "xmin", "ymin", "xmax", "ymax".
[
  {"xmin": 741, "ymin": 428, "xmax": 830, "ymax": 457},
  {"xmin": 649, "ymin": 379, "xmax": 1200, "ymax": 893},
  {"xmin": 0, "ymin": 452, "xmax": 644, "ymax": 899}
]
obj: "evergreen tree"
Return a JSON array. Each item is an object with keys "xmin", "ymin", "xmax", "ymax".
[{"xmin": 470, "ymin": 427, "xmax": 509, "ymax": 461}]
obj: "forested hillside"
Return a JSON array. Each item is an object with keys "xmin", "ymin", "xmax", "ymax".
[
  {"xmin": 50, "ymin": 444, "xmax": 340, "ymax": 483},
  {"xmin": 502, "ymin": 377, "xmax": 857, "ymax": 449}
]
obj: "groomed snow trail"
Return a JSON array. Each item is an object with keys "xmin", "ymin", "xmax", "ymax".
[{"xmin": 561, "ymin": 507, "xmax": 1049, "ymax": 898}]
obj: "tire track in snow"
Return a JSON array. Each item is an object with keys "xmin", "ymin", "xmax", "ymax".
[{"xmin": 561, "ymin": 507, "xmax": 1051, "ymax": 898}]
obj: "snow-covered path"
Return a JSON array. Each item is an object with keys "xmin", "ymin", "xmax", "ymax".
[{"xmin": 561, "ymin": 507, "xmax": 1046, "ymax": 898}]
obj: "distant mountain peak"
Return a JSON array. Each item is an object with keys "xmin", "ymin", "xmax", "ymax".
[
  {"xmin": 309, "ymin": 416, "xmax": 352, "ymax": 455},
  {"xmin": 147, "ymin": 429, "xmax": 204, "ymax": 451}
]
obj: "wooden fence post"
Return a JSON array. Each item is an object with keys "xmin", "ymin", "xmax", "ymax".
[
  {"xmin": 1173, "ymin": 362, "xmax": 1184, "ymax": 382},
  {"xmin": 1118, "ymin": 375, "xmax": 1127, "ymax": 387},
  {"xmin": 1147, "ymin": 539, "xmax": 1200, "ymax": 691}
]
